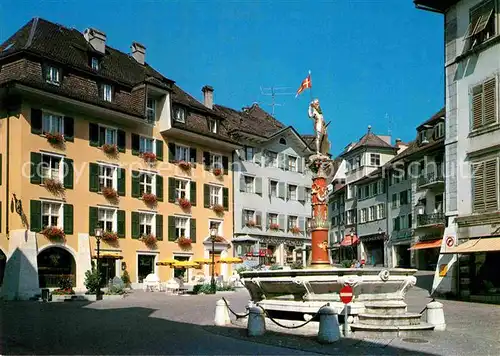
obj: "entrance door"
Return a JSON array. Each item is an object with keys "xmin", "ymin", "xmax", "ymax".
[
  {"xmin": 99, "ymin": 258, "xmax": 116, "ymax": 286},
  {"xmin": 137, "ymin": 255, "xmax": 155, "ymax": 283},
  {"xmin": 37, "ymin": 247, "xmax": 76, "ymax": 288}
]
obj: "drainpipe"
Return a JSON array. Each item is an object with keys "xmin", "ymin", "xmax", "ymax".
[{"xmin": 5, "ymin": 88, "xmax": 11, "ymax": 236}]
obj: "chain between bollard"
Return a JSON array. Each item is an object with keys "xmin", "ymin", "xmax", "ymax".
[
  {"xmin": 221, "ymin": 297, "xmax": 250, "ymax": 319},
  {"xmin": 256, "ymin": 303, "xmax": 330, "ymax": 329}
]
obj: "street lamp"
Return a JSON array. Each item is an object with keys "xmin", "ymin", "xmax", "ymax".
[
  {"xmin": 94, "ymin": 226, "xmax": 103, "ymax": 300},
  {"xmin": 416, "ymin": 200, "xmax": 426, "ymax": 216},
  {"xmin": 210, "ymin": 227, "xmax": 218, "ymax": 294}
]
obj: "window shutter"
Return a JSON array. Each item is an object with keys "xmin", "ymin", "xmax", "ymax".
[
  {"xmin": 299, "ymin": 217, "xmax": 305, "ymax": 234},
  {"xmin": 88, "ymin": 206, "xmax": 98, "ymax": 234},
  {"xmin": 64, "ymin": 158, "xmax": 74, "ymax": 189},
  {"xmin": 278, "ymin": 214, "xmax": 285, "ymax": 230},
  {"xmin": 168, "ymin": 143, "xmax": 176, "ymax": 162},
  {"xmin": 278, "ymin": 153, "xmax": 285, "ymax": 169},
  {"xmin": 156, "ymin": 140, "xmax": 163, "ymax": 161},
  {"xmin": 483, "ymin": 77, "xmax": 496, "ymax": 126},
  {"xmin": 298, "ymin": 186, "xmax": 306, "ymax": 202},
  {"xmin": 131, "ymin": 134, "xmax": 140, "ymax": 155},
  {"xmin": 64, "ymin": 116, "xmax": 74, "ymax": 141},
  {"xmin": 190, "ymin": 181, "xmax": 197, "ymax": 206},
  {"xmin": 255, "ymin": 211, "xmax": 262, "ymax": 228},
  {"xmin": 89, "ymin": 163, "xmax": 99, "ymax": 192},
  {"xmin": 31, "ymin": 108, "xmax": 43, "ymax": 134},
  {"xmin": 472, "ymin": 162, "xmax": 485, "ymax": 212},
  {"xmin": 131, "ymin": 170, "xmax": 140, "ymax": 198},
  {"xmin": 190, "ymin": 219, "xmax": 196, "ymax": 242},
  {"xmin": 168, "ymin": 216, "xmax": 176, "ymax": 241},
  {"xmin": 156, "ymin": 175, "xmax": 164, "ymax": 202},
  {"xmin": 223, "ymin": 187, "xmax": 229, "ymax": 210},
  {"xmin": 472, "ymin": 85, "xmax": 483, "ymax": 130},
  {"xmin": 98, "ymin": 126, "xmax": 105, "ymax": 146},
  {"xmin": 117, "ymin": 130, "xmax": 126, "ymax": 153},
  {"xmin": 62, "ymin": 204, "xmax": 74, "ymax": 235},
  {"xmin": 30, "ymin": 200, "xmax": 42, "ymax": 232},
  {"xmin": 241, "ymin": 211, "xmax": 246, "ymax": 228},
  {"xmin": 117, "ymin": 210, "xmax": 125, "ymax": 238},
  {"xmin": 223, "ymin": 156, "xmax": 229, "ymax": 175},
  {"xmin": 204, "ymin": 184, "xmax": 210, "ymax": 208},
  {"xmin": 168, "ymin": 177, "xmax": 176, "ymax": 203},
  {"xmin": 155, "ymin": 214, "xmax": 163, "ymax": 240},
  {"xmin": 190, "ymin": 148, "xmax": 197, "ymax": 165},
  {"xmin": 203, "ymin": 151, "xmax": 210, "ymax": 170},
  {"xmin": 484, "ymin": 159, "xmax": 499, "ymax": 211},
  {"xmin": 30, "ymin": 152, "xmax": 42, "ymax": 185},
  {"xmin": 117, "ymin": 168, "xmax": 126, "ymax": 196},
  {"xmin": 298, "ymin": 158, "xmax": 304, "ymax": 173},
  {"xmin": 131, "ymin": 212, "xmax": 140, "ymax": 239},
  {"xmin": 89, "ymin": 123, "xmax": 99, "ymax": 147},
  {"xmin": 278, "ymin": 182, "xmax": 285, "ymax": 199},
  {"xmin": 255, "ymin": 177, "xmax": 262, "ymax": 194}
]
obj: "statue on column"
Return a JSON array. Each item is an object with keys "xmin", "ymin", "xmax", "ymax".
[{"xmin": 308, "ymin": 99, "xmax": 330, "ymax": 156}]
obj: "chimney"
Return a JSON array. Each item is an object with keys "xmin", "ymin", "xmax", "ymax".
[
  {"xmin": 202, "ymin": 85, "xmax": 214, "ymax": 109},
  {"xmin": 131, "ymin": 42, "xmax": 146, "ymax": 65},
  {"xmin": 395, "ymin": 138, "xmax": 402, "ymax": 146},
  {"xmin": 83, "ymin": 28, "xmax": 106, "ymax": 54}
]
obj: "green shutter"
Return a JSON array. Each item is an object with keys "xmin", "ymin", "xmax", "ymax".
[
  {"xmin": 89, "ymin": 123, "xmax": 99, "ymax": 147},
  {"xmin": 203, "ymin": 151, "xmax": 210, "ymax": 170},
  {"xmin": 223, "ymin": 187, "xmax": 229, "ymax": 210},
  {"xmin": 117, "ymin": 210, "xmax": 125, "ymax": 238},
  {"xmin": 156, "ymin": 140, "xmax": 164, "ymax": 161},
  {"xmin": 30, "ymin": 152, "xmax": 42, "ymax": 185},
  {"xmin": 89, "ymin": 163, "xmax": 99, "ymax": 192},
  {"xmin": 132, "ymin": 170, "xmax": 140, "ymax": 198},
  {"xmin": 118, "ymin": 168, "xmax": 126, "ymax": 196},
  {"xmin": 190, "ymin": 218, "xmax": 196, "ymax": 243},
  {"xmin": 64, "ymin": 158, "xmax": 74, "ymax": 189},
  {"xmin": 204, "ymin": 184, "xmax": 210, "ymax": 208},
  {"xmin": 156, "ymin": 175, "xmax": 164, "ymax": 202},
  {"xmin": 31, "ymin": 108, "xmax": 43, "ymax": 134},
  {"xmin": 132, "ymin": 212, "xmax": 140, "ymax": 239},
  {"xmin": 63, "ymin": 204, "xmax": 74, "ymax": 235},
  {"xmin": 168, "ymin": 177, "xmax": 176, "ymax": 203},
  {"xmin": 64, "ymin": 116, "xmax": 74, "ymax": 142},
  {"xmin": 131, "ymin": 134, "xmax": 140, "ymax": 156},
  {"xmin": 89, "ymin": 206, "xmax": 98, "ymax": 234},
  {"xmin": 117, "ymin": 130, "xmax": 126, "ymax": 153},
  {"xmin": 168, "ymin": 143, "xmax": 176, "ymax": 163},
  {"xmin": 30, "ymin": 200, "xmax": 42, "ymax": 232},
  {"xmin": 168, "ymin": 215, "xmax": 176, "ymax": 241},
  {"xmin": 156, "ymin": 214, "xmax": 163, "ymax": 240},
  {"xmin": 190, "ymin": 181, "xmax": 197, "ymax": 206},
  {"xmin": 223, "ymin": 156, "xmax": 229, "ymax": 175}
]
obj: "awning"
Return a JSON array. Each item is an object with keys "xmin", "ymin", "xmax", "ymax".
[
  {"xmin": 341, "ymin": 235, "xmax": 359, "ymax": 247},
  {"xmin": 232, "ymin": 235, "xmax": 260, "ymax": 243},
  {"xmin": 409, "ymin": 239, "xmax": 441, "ymax": 250},
  {"xmin": 156, "ymin": 259, "xmax": 177, "ymax": 266},
  {"xmin": 442, "ymin": 237, "xmax": 500, "ymax": 254},
  {"xmin": 92, "ymin": 252, "xmax": 123, "ymax": 259}
]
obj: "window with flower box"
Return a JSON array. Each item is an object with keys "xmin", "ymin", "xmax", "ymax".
[
  {"xmin": 176, "ymin": 179, "xmax": 189, "ymax": 200},
  {"xmin": 288, "ymin": 215, "xmax": 298, "ymax": 229},
  {"xmin": 175, "ymin": 217, "xmax": 189, "ymax": 238},
  {"xmin": 42, "ymin": 112, "xmax": 64, "ymax": 135},
  {"xmin": 98, "ymin": 208, "xmax": 116, "ymax": 232},
  {"xmin": 210, "ymin": 185, "xmax": 222, "ymax": 206},
  {"xmin": 140, "ymin": 213, "xmax": 154, "ymax": 236},
  {"xmin": 140, "ymin": 172, "xmax": 155, "ymax": 195},
  {"xmin": 140, "ymin": 137, "xmax": 154, "ymax": 154},
  {"xmin": 268, "ymin": 213, "xmax": 278, "ymax": 227},
  {"xmin": 210, "ymin": 153, "xmax": 223, "ymax": 170},
  {"xmin": 175, "ymin": 145, "xmax": 190, "ymax": 162},
  {"xmin": 41, "ymin": 154, "xmax": 62, "ymax": 182},
  {"xmin": 243, "ymin": 210, "xmax": 255, "ymax": 225},
  {"xmin": 99, "ymin": 164, "xmax": 116, "ymax": 190},
  {"xmin": 42, "ymin": 202, "xmax": 62, "ymax": 228}
]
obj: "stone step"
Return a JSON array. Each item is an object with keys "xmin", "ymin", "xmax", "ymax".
[
  {"xmin": 358, "ymin": 313, "xmax": 422, "ymax": 326},
  {"xmin": 350, "ymin": 322, "xmax": 435, "ymax": 338},
  {"xmin": 363, "ymin": 301, "xmax": 408, "ymax": 315}
]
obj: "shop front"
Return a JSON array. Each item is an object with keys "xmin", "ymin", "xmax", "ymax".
[
  {"xmin": 410, "ymin": 237, "xmax": 441, "ymax": 271},
  {"xmin": 359, "ymin": 233, "xmax": 386, "ymax": 267},
  {"xmin": 339, "ymin": 234, "xmax": 359, "ymax": 263}
]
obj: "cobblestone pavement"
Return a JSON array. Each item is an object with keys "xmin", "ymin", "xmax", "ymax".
[{"xmin": 1, "ymin": 273, "xmax": 500, "ymax": 355}]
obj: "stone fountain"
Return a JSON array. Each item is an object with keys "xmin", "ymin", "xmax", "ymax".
[{"xmin": 240, "ymin": 99, "xmax": 434, "ymax": 337}]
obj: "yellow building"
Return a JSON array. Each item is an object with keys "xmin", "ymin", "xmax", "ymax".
[{"xmin": 0, "ymin": 18, "xmax": 238, "ymax": 299}]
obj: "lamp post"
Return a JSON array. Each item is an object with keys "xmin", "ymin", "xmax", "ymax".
[
  {"xmin": 94, "ymin": 227, "xmax": 103, "ymax": 300},
  {"xmin": 210, "ymin": 227, "xmax": 218, "ymax": 294}
]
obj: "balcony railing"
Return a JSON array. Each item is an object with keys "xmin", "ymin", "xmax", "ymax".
[
  {"xmin": 416, "ymin": 213, "xmax": 445, "ymax": 227},
  {"xmin": 417, "ymin": 169, "xmax": 444, "ymax": 189},
  {"xmin": 392, "ymin": 229, "xmax": 413, "ymax": 240}
]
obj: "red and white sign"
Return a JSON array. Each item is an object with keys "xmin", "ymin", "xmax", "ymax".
[
  {"xmin": 340, "ymin": 285, "xmax": 353, "ymax": 304},
  {"xmin": 445, "ymin": 236, "xmax": 455, "ymax": 248}
]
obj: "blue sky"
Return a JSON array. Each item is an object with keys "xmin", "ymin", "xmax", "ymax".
[{"xmin": 1, "ymin": 0, "xmax": 443, "ymax": 155}]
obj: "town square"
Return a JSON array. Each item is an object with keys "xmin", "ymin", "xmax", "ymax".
[{"xmin": 1, "ymin": 0, "xmax": 500, "ymax": 354}]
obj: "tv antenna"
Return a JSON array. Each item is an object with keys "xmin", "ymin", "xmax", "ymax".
[{"xmin": 260, "ymin": 86, "xmax": 294, "ymax": 116}]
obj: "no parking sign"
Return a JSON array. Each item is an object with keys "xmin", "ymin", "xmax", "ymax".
[{"xmin": 445, "ymin": 235, "xmax": 455, "ymax": 248}]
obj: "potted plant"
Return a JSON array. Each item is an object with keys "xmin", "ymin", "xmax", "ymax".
[
  {"xmin": 177, "ymin": 236, "xmax": 192, "ymax": 247},
  {"xmin": 141, "ymin": 152, "xmax": 157, "ymax": 162},
  {"xmin": 102, "ymin": 144, "xmax": 118, "ymax": 155},
  {"xmin": 102, "ymin": 231, "xmax": 118, "ymax": 242},
  {"xmin": 245, "ymin": 220, "xmax": 256, "ymax": 227},
  {"xmin": 41, "ymin": 226, "xmax": 66, "ymax": 242},
  {"xmin": 102, "ymin": 186, "xmax": 119, "ymax": 200},
  {"xmin": 142, "ymin": 193, "xmax": 157, "ymax": 205},
  {"xmin": 45, "ymin": 132, "xmax": 64, "ymax": 145},
  {"xmin": 44, "ymin": 178, "xmax": 64, "ymax": 194},
  {"xmin": 213, "ymin": 168, "xmax": 223, "ymax": 177},
  {"xmin": 140, "ymin": 234, "xmax": 157, "ymax": 247},
  {"xmin": 269, "ymin": 223, "xmax": 280, "ymax": 231},
  {"xmin": 178, "ymin": 198, "xmax": 191, "ymax": 210},
  {"xmin": 290, "ymin": 226, "xmax": 301, "ymax": 234},
  {"xmin": 178, "ymin": 161, "xmax": 191, "ymax": 171},
  {"xmin": 212, "ymin": 204, "xmax": 224, "ymax": 214}
]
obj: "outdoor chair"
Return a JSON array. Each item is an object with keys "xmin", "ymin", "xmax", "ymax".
[{"xmin": 143, "ymin": 273, "xmax": 161, "ymax": 292}]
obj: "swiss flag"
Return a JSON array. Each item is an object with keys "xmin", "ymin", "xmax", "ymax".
[{"xmin": 295, "ymin": 74, "xmax": 312, "ymax": 97}]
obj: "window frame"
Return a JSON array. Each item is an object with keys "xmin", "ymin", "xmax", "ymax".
[
  {"xmin": 288, "ymin": 184, "xmax": 298, "ymax": 200},
  {"xmin": 98, "ymin": 207, "xmax": 117, "ymax": 232},
  {"xmin": 471, "ymin": 157, "xmax": 499, "ymax": 213},
  {"xmin": 139, "ymin": 136, "xmax": 155, "ymax": 154},
  {"xmin": 175, "ymin": 216, "xmax": 190, "ymax": 238},
  {"xmin": 91, "ymin": 57, "xmax": 99, "ymax": 70},
  {"xmin": 269, "ymin": 180, "xmax": 278, "ymax": 197},
  {"xmin": 210, "ymin": 152, "xmax": 223, "ymax": 170},
  {"xmin": 287, "ymin": 215, "xmax": 298, "ymax": 229},
  {"xmin": 102, "ymin": 84, "xmax": 113, "ymax": 102},
  {"xmin": 174, "ymin": 106, "xmax": 186, "ymax": 123},
  {"xmin": 243, "ymin": 209, "xmax": 255, "ymax": 224},
  {"xmin": 40, "ymin": 153, "xmax": 64, "ymax": 183},
  {"xmin": 175, "ymin": 178, "xmax": 190, "ymax": 201},
  {"xmin": 139, "ymin": 172, "xmax": 156, "ymax": 196},
  {"xmin": 99, "ymin": 163, "xmax": 117, "ymax": 190},
  {"xmin": 146, "ymin": 97, "xmax": 157, "ymax": 123},
  {"xmin": 245, "ymin": 147, "xmax": 255, "ymax": 162},
  {"xmin": 175, "ymin": 144, "xmax": 190, "ymax": 162},
  {"xmin": 46, "ymin": 66, "xmax": 60, "ymax": 85},
  {"xmin": 139, "ymin": 212, "xmax": 155, "ymax": 236},
  {"xmin": 470, "ymin": 76, "xmax": 498, "ymax": 131},
  {"xmin": 208, "ymin": 118, "xmax": 218, "ymax": 133},
  {"xmin": 41, "ymin": 201, "xmax": 63, "ymax": 229},
  {"xmin": 42, "ymin": 111, "xmax": 64, "ymax": 135},
  {"xmin": 209, "ymin": 184, "xmax": 222, "ymax": 206},
  {"xmin": 369, "ymin": 206, "xmax": 376, "ymax": 221},
  {"xmin": 370, "ymin": 153, "xmax": 381, "ymax": 166},
  {"xmin": 243, "ymin": 175, "xmax": 255, "ymax": 194}
]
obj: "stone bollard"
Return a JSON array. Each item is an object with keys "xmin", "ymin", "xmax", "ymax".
[
  {"xmin": 247, "ymin": 306, "xmax": 266, "ymax": 337},
  {"xmin": 214, "ymin": 299, "xmax": 231, "ymax": 326},
  {"xmin": 317, "ymin": 305, "xmax": 341, "ymax": 344},
  {"xmin": 426, "ymin": 300, "xmax": 446, "ymax": 331}
]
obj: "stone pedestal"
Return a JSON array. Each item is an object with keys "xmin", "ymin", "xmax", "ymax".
[{"xmin": 76, "ymin": 233, "xmax": 92, "ymax": 292}]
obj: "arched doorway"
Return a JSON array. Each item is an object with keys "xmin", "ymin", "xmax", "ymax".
[
  {"xmin": 37, "ymin": 247, "xmax": 76, "ymax": 288},
  {"xmin": 0, "ymin": 249, "xmax": 6, "ymax": 286}
]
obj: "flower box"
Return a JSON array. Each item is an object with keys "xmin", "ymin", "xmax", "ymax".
[
  {"xmin": 140, "ymin": 234, "xmax": 157, "ymax": 246},
  {"xmin": 246, "ymin": 220, "xmax": 256, "ymax": 227},
  {"xmin": 45, "ymin": 132, "xmax": 64, "ymax": 145},
  {"xmin": 102, "ymin": 187, "xmax": 119, "ymax": 200},
  {"xmin": 102, "ymin": 231, "xmax": 118, "ymax": 241},
  {"xmin": 269, "ymin": 223, "xmax": 280, "ymax": 231},
  {"xmin": 212, "ymin": 204, "xmax": 224, "ymax": 214},
  {"xmin": 142, "ymin": 152, "xmax": 157, "ymax": 162},
  {"xmin": 102, "ymin": 144, "xmax": 118, "ymax": 155},
  {"xmin": 41, "ymin": 226, "xmax": 66, "ymax": 241},
  {"xmin": 52, "ymin": 288, "xmax": 75, "ymax": 295},
  {"xmin": 142, "ymin": 193, "xmax": 157, "ymax": 205},
  {"xmin": 177, "ymin": 236, "xmax": 192, "ymax": 247},
  {"xmin": 213, "ymin": 168, "xmax": 223, "ymax": 177},
  {"xmin": 178, "ymin": 161, "xmax": 191, "ymax": 171},
  {"xmin": 290, "ymin": 226, "xmax": 301, "ymax": 234},
  {"xmin": 178, "ymin": 198, "xmax": 191, "ymax": 210},
  {"xmin": 44, "ymin": 178, "xmax": 64, "ymax": 194}
]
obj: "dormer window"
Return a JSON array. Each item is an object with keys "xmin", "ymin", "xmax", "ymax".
[
  {"xmin": 91, "ymin": 57, "xmax": 99, "ymax": 70},
  {"xmin": 174, "ymin": 107, "xmax": 186, "ymax": 123},
  {"xmin": 435, "ymin": 122, "xmax": 445, "ymax": 139},
  {"xmin": 279, "ymin": 138, "xmax": 287, "ymax": 145},
  {"xmin": 146, "ymin": 97, "xmax": 156, "ymax": 123},
  {"xmin": 101, "ymin": 84, "xmax": 113, "ymax": 102},
  {"xmin": 419, "ymin": 130, "xmax": 428, "ymax": 144},
  {"xmin": 45, "ymin": 66, "xmax": 60, "ymax": 85},
  {"xmin": 208, "ymin": 118, "xmax": 217, "ymax": 133}
]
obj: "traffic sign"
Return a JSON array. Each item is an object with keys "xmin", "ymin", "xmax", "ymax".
[
  {"xmin": 340, "ymin": 285, "xmax": 353, "ymax": 304},
  {"xmin": 446, "ymin": 236, "xmax": 455, "ymax": 248}
]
